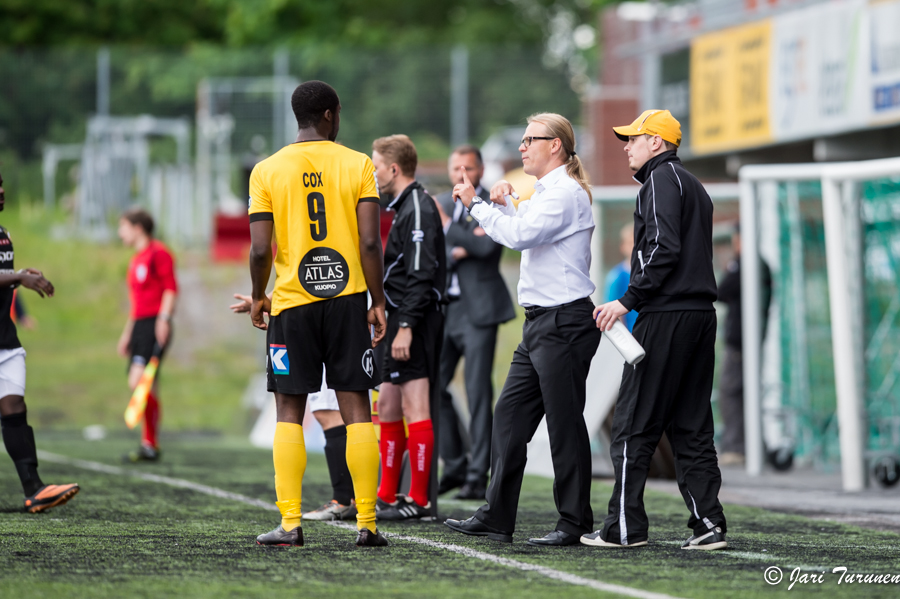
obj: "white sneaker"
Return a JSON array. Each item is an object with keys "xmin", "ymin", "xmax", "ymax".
[
  {"xmin": 682, "ymin": 527, "xmax": 728, "ymax": 550},
  {"xmin": 719, "ymin": 452, "xmax": 745, "ymax": 466},
  {"xmin": 302, "ymin": 499, "xmax": 357, "ymax": 521},
  {"xmin": 580, "ymin": 530, "xmax": 648, "ymax": 547}
]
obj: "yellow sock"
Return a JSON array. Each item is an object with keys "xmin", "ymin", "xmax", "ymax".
[
  {"xmin": 346, "ymin": 422, "xmax": 379, "ymax": 531},
  {"xmin": 273, "ymin": 422, "xmax": 306, "ymax": 532}
]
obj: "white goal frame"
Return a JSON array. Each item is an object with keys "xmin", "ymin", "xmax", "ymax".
[{"xmin": 739, "ymin": 156, "xmax": 900, "ymax": 491}]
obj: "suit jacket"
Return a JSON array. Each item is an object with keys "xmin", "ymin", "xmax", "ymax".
[{"xmin": 436, "ymin": 189, "xmax": 515, "ymax": 327}]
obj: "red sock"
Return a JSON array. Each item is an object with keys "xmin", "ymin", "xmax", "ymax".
[
  {"xmin": 407, "ymin": 419, "xmax": 433, "ymax": 507},
  {"xmin": 142, "ymin": 392, "xmax": 160, "ymax": 449},
  {"xmin": 377, "ymin": 420, "xmax": 407, "ymax": 503}
]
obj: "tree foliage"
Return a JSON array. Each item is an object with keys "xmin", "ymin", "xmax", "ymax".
[
  {"xmin": 0, "ymin": 0, "xmax": 610, "ymax": 176},
  {"xmin": 0, "ymin": 0, "xmax": 606, "ymax": 48}
]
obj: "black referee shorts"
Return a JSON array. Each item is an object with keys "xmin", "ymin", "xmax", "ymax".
[
  {"xmin": 382, "ymin": 306, "xmax": 443, "ymax": 385},
  {"xmin": 128, "ymin": 316, "xmax": 168, "ymax": 372},
  {"xmin": 266, "ymin": 292, "xmax": 379, "ymax": 395}
]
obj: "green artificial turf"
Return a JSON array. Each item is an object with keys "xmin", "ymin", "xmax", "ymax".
[{"xmin": 1, "ymin": 435, "xmax": 898, "ymax": 599}]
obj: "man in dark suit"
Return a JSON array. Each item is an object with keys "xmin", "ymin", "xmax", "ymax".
[{"xmin": 434, "ymin": 145, "xmax": 515, "ymax": 500}]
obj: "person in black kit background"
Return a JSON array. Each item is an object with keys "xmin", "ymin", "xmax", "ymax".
[
  {"xmin": 717, "ymin": 223, "xmax": 771, "ymax": 467},
  {"xmin": 434, "ymin": 145, "xmax": 515, "ymax": 500},
  {"xmin": 0, "ymin": 170, "xmax": 80, "ymax": 513},
  {"xmin": 372, "ymin": 134, "xmax": 446, "ymax": 520},
  {"xmin": 585, "ymin": 110, "xmax": 728, "ymax": 551}
]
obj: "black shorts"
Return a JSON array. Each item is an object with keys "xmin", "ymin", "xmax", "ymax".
[
  {"xmin": 382, "ymin": 306, "xmax": 443, "ymax": 385},
  {"xmin": 266, "ymin": 292, "xmax": 379, "ymax": 394},
  {"xmin": 129, "ymin": 317, "xmax": 168, "ymax": 371}
]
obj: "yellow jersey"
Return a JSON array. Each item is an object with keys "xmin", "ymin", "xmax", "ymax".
[{"xmin": 248, "ymin": 141, "xmax": 380, "ymax": 315}]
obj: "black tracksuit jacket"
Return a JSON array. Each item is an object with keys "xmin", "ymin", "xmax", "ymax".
[
  {"xmin": 619, "ymin": 152, "xmax": 718, "ymax": 313},
  {"xmin": 383, "ymin": 181, "xmax": 447, "ymax": 327}
]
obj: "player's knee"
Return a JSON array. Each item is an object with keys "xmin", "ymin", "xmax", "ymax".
[
  {"xmin": 0, "ymin": 394, "xmax": 26, "ymax": 416},
  {"xmin": 127, "ymin": 366, "xmax": 144, "ymax": 391},
  {"xmin": 314, "ymin": 408, "xmax": 344, "ymax": 429},
  {"xmin": 402, "ymin": 395, "xmax": 431, "ymax": 422}
]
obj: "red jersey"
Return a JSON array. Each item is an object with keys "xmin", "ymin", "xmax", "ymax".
[{"xmin": 128, "ymin": 240, "xmax": 178, "ymax": 319}]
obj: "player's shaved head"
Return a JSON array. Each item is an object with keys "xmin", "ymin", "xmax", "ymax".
[{"xmin": 291, "ymin": 81, "xmax": 340, "ymax": 129}]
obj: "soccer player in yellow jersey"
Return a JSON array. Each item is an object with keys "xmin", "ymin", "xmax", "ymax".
[{"xmin": 247, "ymin": 81, "xmax": 388, "ymax": 547}]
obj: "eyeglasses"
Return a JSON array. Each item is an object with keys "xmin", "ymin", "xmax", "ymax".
[{"xmin": 520, "ymin": 136, "xmax": 556, "ymax": 148}]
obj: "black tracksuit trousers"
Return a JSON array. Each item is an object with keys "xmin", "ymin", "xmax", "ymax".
[
  {"xmin": 600, "ymin": 310, "xmax": 726, "ymax": 545},
  {"xmin": 475, "ymin": 299, "xmax": 601, "ymax": 537}
]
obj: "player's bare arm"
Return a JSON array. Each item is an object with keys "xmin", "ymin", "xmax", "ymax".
[
  {"xmin": 0, "ymin": 269, "xmax": 54, "ymax": 298},
  {"xmin": 155, "ymin": 289, "xmax": 176, "ymax": 347},
  {"xmin": 118, "ymin": 318, "xmax": 135, "ymax": 357},
  {"xmin": 356, "ymin": 200, "xmax": 386, "ymax": 346},
  {"xmin": 248, "ymin": 219, "xmax": 274, "ymax": 330}
]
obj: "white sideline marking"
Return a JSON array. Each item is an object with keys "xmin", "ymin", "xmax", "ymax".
[
  {"xmin": 37, "ymin": 451, "xmax": 278, "ymax": 513},
  {"xmin": 329, "ymin": 521, "xmax": 683, "ymax": 599},
  {"xmin": 39, "ymin": 451, "xmax": 685, "ymax": 599}
]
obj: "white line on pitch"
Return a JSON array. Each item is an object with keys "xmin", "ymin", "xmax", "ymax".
[
  {"xmin": 660, "ymin": 541, "xmax": 827, "ymax": 571},
  {"xmin": 37, "ymin": 451, "xmax": 276, "ymax": 511},
  {"xmin": 328, "ymin": 521, "xmax": 684, "ymax": 599},
  {"xmin": 39, "ymin": 450, "xmax": 686, "ymax": 599}
]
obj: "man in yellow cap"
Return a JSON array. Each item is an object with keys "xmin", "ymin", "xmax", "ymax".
[{"xmin": 582, "ymin": 109, "xmax": 728, "ymax": 551}]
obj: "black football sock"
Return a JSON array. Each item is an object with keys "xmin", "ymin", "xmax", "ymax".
[
  {"xmin": 1, "ymin": 411, "xmax": 44, "ymax": 496},
  {"xmin": 323, "ymin": 425, "xmax": 353, "ymax": 505}
]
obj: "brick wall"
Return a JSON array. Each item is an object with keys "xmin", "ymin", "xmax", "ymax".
[{"xmin": 585, "ymin": 8, "xmax": 644, "ymax": 185}]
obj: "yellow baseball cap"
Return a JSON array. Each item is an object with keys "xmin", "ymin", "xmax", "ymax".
[{"xmin": 613, "ymin": 109, "xmax": 682, "ymax": 147}]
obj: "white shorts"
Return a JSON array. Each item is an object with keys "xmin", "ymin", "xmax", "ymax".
[
  {"xmin": 308, "ymin": 367, "xmax": 339, "ymax": 412},
  {"xmin": 0, "ymin": 347, "xmax": 27, "ymax": 398}
]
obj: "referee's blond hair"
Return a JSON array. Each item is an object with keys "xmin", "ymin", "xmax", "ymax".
[{"xmin": 527, "ymin": 113, "xmax": 591, "ymax": 201}]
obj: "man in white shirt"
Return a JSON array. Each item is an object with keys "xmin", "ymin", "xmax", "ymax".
[{"xmin": 444, "ymin": 113, "xmax": 601, "ymax": 546}]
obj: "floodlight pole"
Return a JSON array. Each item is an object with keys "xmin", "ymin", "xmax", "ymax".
[
  {"xmin": 274, "ymin": 49, "xmax": 290, "ymax": 150},
  {"xmin": 97, "ymin": 47, "xmax": 110, "ymax": 116},
  {"xmin": 450, "ymin": 45, "xmax": 469, "ymax": 147}
]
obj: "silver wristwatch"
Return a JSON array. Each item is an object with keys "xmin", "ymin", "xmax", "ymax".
[{"xmin": 467, "ymin": 195, "xmax": 486, "ymax": 213}]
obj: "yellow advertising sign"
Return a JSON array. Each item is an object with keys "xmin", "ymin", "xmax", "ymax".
[{"xmin": 690, "ymin": 20, "xmax": 773, "ymax": 154}]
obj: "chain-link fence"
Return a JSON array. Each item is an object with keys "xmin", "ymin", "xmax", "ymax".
[
  {"xmin": 0, "ymin": 45, "xmax": 585, "ymax": 245},
  {"xmin": 861, "ymin": 179, "xmax": 900, "ymax": 470},
  {"xmin": 775, "ymin": 181, "xmax": 839, "ymax": 469}
]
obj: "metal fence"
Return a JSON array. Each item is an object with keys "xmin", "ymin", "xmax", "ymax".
[{"xmin": 0, "ymin": 45, "xmax": 585, "ymax": 246}]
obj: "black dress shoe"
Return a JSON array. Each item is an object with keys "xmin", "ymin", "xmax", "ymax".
[
  {"xmin": 444, "ymin": 516, "xmax": 513, "ymax": 543},
  {"xmin": 438, "ymin": 476, "xmax": 466, "ymax": 495},
  {"xmin": 454, "ymin": 482, "xmax": 486, "ymax": 500},
  {"xmin": 526, "ymin": 530, "xmax": 581, "ymax": 547}
]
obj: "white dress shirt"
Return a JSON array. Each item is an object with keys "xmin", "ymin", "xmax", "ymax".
[{"xmin": 469, "ymin": 166, "xmax": 595, "ymax": 307}]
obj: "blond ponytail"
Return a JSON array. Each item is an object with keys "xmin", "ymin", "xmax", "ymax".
[{"xmin": 527, "ymin": 112, "xmax": 592, "ymax": 202}]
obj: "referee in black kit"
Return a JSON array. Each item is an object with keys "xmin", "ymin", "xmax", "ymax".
[
  {"xmin": 444, "ymin": 113, "xmax": 601, "ymax": 547},
  {"xmin": 582, "ymin": 109, "xmax": 728, "ymax": 550}
]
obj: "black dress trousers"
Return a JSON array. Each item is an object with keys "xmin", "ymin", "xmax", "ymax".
[
  {"xmin": 600, "ymin": 310, "xmax": 726, "ymax": 545},
  {"xmin": 438, "ymin": 300, "xmax": 498, "ymax": 487},
  {"xmin": 475, "ymin": 299, "xmax": 601, "ymax": 537}
]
